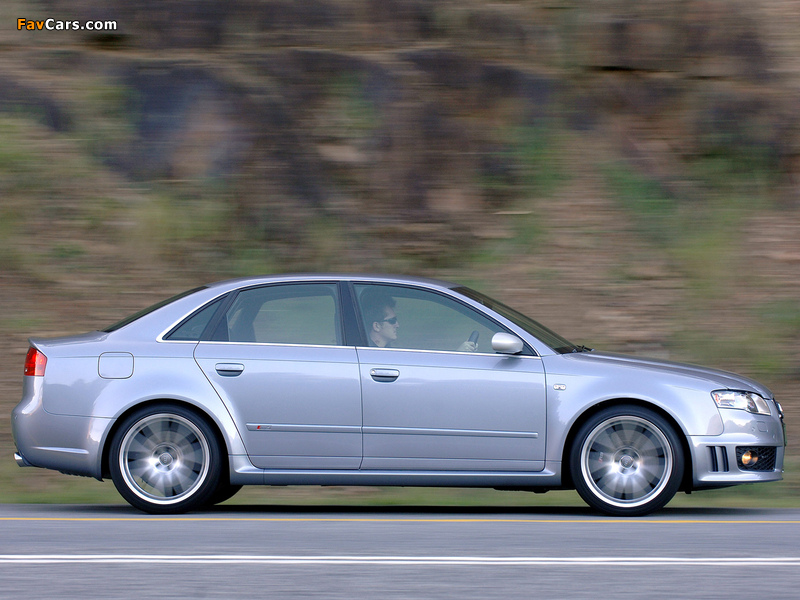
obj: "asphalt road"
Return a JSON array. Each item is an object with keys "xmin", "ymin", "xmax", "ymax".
[{"xmin": 1, "ymin": 504, "xmax": 799, "ymax": 599}]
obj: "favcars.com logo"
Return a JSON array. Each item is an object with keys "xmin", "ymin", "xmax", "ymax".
[{"xmin": 18, "ymin": 18, "xmax": 117, "ymax": 31}]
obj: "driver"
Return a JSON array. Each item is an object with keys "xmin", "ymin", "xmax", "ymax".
[
  {"xmin": 361, "ymin": 289, "xmax": 399, "ymax": 348},
  {"xmin": 360, "ymin": 289, "xmax": 478, "ymax": 352}
]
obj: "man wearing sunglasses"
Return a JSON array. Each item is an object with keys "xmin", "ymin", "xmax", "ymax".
[
  {"xmin": 361, "ymin": 289, "xmax": 400, "ymax": 348},
  {"xmin": 360, "ymin": 288, "xmax": 477, "ymax": 352}
]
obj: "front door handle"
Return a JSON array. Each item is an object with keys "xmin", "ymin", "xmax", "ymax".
[
  {"xmin": 216, "ymin": 363, "xmax": 244, "ymax": 376},
  {"xmin": 370, "ymin": 368, "xmax": 400, "ymax": 382}
]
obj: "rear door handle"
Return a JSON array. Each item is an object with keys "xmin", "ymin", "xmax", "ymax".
[
  {"xmin": 370, "ymin": 368, "xmax": 399, "ymax": 382},
  {"xmin": 215, "ymin": 363, "xmax": 244, "ymax": 376}
]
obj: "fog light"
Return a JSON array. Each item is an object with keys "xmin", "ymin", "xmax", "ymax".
[{"xmin": 741, "ymin": 450, "xmax": 759, "ymax": 466}]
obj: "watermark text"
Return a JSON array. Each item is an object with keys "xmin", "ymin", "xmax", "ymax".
[{"xmin": 18, "ymin": 18, "xmax": 118, "ymax": 32}]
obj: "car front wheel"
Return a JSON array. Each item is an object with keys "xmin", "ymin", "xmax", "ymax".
[
  {"xmin": 110, "ymin": 405, "xmax": 221, "ymax": 514},
  {"xmin": 571, "ymin": 405, "xmax": 684, "ymax": 516}
]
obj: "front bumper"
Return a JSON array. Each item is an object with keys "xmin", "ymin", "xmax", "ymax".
[{"xmin": 689, "ymin": 406, "xmax": 785, "ymax": 488}]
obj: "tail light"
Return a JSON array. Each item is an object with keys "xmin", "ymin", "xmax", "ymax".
[{"xmin": 24, "ymin": 347, "xmax": 47, "ymax": 377}]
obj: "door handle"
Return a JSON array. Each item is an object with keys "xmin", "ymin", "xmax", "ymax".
[
  {"xmin": 215, "ymin": 363, "xmax": 244, "ymax": 376},
  {"xmin": 370, "ymin": 368, "xmax": 399, "ymax": 382}
]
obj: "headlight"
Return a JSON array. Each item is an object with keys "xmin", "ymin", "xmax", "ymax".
[{"xmin": 712, "ymin": 390, "xmax": 771, "ymax": 416}]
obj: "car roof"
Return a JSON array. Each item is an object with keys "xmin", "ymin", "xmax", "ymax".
[{"xmin": 205, "ymin": 273, "xmax": 459, "ymax": 292}]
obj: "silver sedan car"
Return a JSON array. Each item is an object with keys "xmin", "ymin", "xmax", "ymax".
[{"xmin": 12, "ymin": 274, "xmax": 785, "ymax": 515}]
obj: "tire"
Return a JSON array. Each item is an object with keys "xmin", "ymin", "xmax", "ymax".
[
  {"xmin": 204, "ymin": 447, "xmax": 241, "ymax": 507},
  {"xmin": 570, "ymin": 405, "xmax": 684, "ymax": 517},
  {"xmin": 109, "ymin": 404, "xmax": 222, "ymax": 514},
  {"xmin": 207, "ymin": 482, "xmax": 243, "ymax": 507}
]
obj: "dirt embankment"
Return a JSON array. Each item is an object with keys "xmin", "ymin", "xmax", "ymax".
[{"xmin": 2, "ymin": 0, "xmax": 800, "ymax": 447}]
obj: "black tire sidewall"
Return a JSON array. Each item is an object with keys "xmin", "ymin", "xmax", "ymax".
[
  {"xmin": 109, "ymin": 404, "xmax": 222, "ymax": 514},
  {"xmin": 570, "ymin": 405, "xmax": 684, "ymax": 517},
  {"xmin": 207, "ymin": 482, "xmax": 243, "ymax": 507}
]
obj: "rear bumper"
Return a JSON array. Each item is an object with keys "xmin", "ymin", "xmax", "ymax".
[
  {"xmin": 14, "ymin": 452, "xmax": 33, "ymax": 467},
  {"xmin": 12, "ymin": 376, "xmax": 110, "ymax": 480}
]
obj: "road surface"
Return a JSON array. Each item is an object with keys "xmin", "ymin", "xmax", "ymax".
[{"xmin": 1, "ymin": 504, "xmax": 798, "ymax": 598}]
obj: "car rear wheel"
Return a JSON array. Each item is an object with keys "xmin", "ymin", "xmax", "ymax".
[
  {"xmin": 110, "ymin": 405, "xmax": 221, "ymax": 514},
  {"xmin": 571, "ymin": 405, "xmax": 684, "ymax": 516}
]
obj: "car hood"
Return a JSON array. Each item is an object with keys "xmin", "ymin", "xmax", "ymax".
[{"xmin": 569, "ymin": 351, "xmax": 774, "ymax": 398}]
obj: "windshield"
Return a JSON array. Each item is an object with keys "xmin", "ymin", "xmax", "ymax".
[
  {"xmin": 103, "ymin": 286, "xmax": 208, "ymax": 333},
  {"xmin": 453, "ymin": 286, "xmax": 580, "ymax": 354}
]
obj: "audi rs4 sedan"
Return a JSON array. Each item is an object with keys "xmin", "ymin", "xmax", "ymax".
[{"xmin": 12, "ymin": 274, "xmax": 785, "ymax": 515}]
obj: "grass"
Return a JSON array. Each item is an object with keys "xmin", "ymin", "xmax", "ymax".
[
  {"xmin": 2, "ymin": 449, "xmax": 797, "ymax": 511},
  {"xmin": 0, "ymin": 114, "xmax": 142, "ymax": 280},
  {"xmin": 602, "ymin": 162, "xmax": 679, "ymax": 247},
  {"xmin": 601, "ymin": 155, "xmax": 796, "ymax": 380}
]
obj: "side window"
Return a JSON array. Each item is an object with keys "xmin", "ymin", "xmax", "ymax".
[
  {"xmin": 354, "ymin": 284, "xmax": 505, "ymax": 353},
  {"xmin": 219, "ymin": 284, "xmax": 340, "ymax": 345},
  {"xmin": 165, "ymin": 297, "xmax": 224, "ymax": 341}
]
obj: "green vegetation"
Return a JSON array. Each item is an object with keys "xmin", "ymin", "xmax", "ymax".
[
  {"xmin": 601, "ymin": 154, "xmax": 794, "ymax": 380},
  {"xmin": 323, "ymin": 73, "xmax": 381, "ymax": 140},
  {"xmin": 514, "ymin": 123, "xmax": 569, "ymax": 199},
  {"xmin": 0, "ymin": 116, "xmax": 127, "ymax": 279},
  {"xmin": 602, "ymin": 163, "xmax": 678, "ymax": 247},
  {"xmin": 468, "ymin": 121, "xmax": 569, "ymax": 268}
]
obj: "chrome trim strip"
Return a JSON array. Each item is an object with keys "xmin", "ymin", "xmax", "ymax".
[
  {"xmin": 355, "ymin": 346, "xmax": 542, "ymax": 359},
  {"xmin": 246, "ymin": 424, "xmax": 362, "ymax": 434},
  {"xmin": 32, "ymin": 446, "xmax": 90, "ymax": 456},
  {"xmin": 244, "ymin": 424, "xmax": 537, "ymax": 438},
  {"xmin": 363, "ymin": 427, "xmax": 538, "ymax": 438},
  {"xmin": 196, "ymin": 341, "xmax": 352, "ymax": 350}
]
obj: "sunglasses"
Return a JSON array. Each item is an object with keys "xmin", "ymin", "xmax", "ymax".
[{"xmin": 381, "ymin": 317, "xmax": 398, "ymax": 325}]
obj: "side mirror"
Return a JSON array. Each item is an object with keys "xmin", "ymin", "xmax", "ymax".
[{"xmin": 492, "ymin": 332, "xmax": 524, "ymax": 355}]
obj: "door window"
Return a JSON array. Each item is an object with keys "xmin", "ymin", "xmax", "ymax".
[
  {"xmin": 354, "ymin": 284, "xmax": 505, "ymax": 353},
  {"xmin": 217, "ymin": 283, "xmax": 341, "ymax": 345}
]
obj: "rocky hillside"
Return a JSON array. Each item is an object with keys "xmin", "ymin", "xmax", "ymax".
[{"xmin": 2, "ymin": 0, "xmax": 800, "ymax": 451}]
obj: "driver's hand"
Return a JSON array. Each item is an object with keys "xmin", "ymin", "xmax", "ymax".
[{"xmin": 458, "ymin": 341, "xmax": 477, "ymax": 352}]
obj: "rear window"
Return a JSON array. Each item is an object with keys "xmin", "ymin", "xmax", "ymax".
[
  {"xmin": 165, "ymin": 297, "xmax": 225, "ymax": 341},
  {"xmin": 103, "ymin": 286, "xmax": 208, "ymax": 333}
]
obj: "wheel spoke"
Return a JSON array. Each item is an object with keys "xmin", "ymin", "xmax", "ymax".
[
  {"xmin": 588, "ymin": 460, "xmax": 614, "ymax": 482},
  {"xmin": 172, "ymin": 464, "xmax": 196, "ymax": 491},
  {"xmin": 176, "ymin": 434, "xmax": 200, "ymax": 457},
  {"xmin": 126, "ymin": 459, "xmax": 151, "ymax": 480},
  {"xmin": 626, "ymin": 471, "xmax": 653, "ymax": 497},
  {"xmin": 594, "ymin": 470, "xmax": 622, "ymax": 497},
  {"xmin": 637, "ymin": 461, "xmax": 665, "ymax": 487},
  {"xmin": 131, "ymin": 431, "xmax": 157, "ymax": 454},
  {"xmin": 612, "ymin": 423, "xmax": 633, "ymax": 447},
  {"xmin": 588, "ymin": 436, "xmax": 616, "ymax": 456}
]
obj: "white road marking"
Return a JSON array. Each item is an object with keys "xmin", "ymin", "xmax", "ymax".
[{"xmin": 1, "ymin": 555, "xmax": 799, "ymax": 566}]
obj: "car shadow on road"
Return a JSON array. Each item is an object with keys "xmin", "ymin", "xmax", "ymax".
[
  {"xmin": 205, "ymin": 504, "xmax": 789, "ymax": 518},
  {"xmin": 44, "ymin": 503, "xmax": 792, "ymax": 519}
]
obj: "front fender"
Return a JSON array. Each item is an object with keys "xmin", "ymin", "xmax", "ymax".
[{"xmin": 542, "ymin": 354, "xmax": 723, "ymax": 462}]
